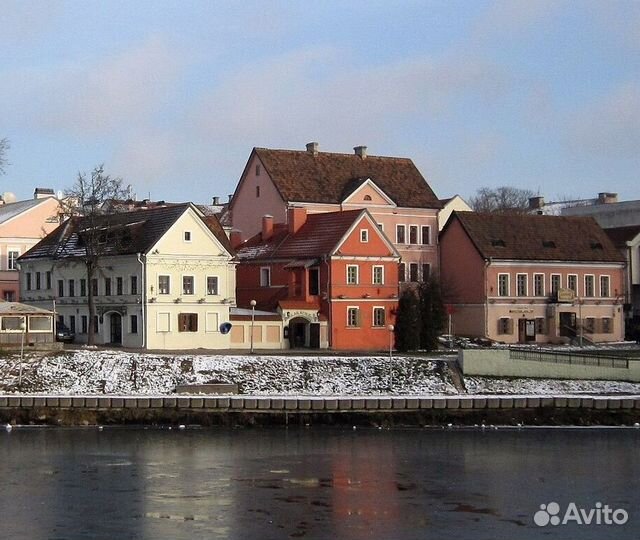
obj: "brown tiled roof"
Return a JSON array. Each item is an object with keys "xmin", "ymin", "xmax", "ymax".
[
  {"xmin": 603, "ymin": 226, "xmax": 640, "ymax": 248},
  {"xmin": 236, "ymin": 209, "xmax": 379, "ymax": 261},
  {"xmin": 451, "ymin": 211, "xmax": 625, "ymax": 263},
  {"xmin": 251, "ymin": 147, "xmax": 441, "ymax": 209}
]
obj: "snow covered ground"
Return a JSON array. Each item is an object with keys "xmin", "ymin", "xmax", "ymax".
[{"xmin": 1, "ymin": 349, "xmax": 640, "ymax": 396}]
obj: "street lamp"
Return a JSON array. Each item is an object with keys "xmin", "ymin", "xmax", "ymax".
[
  {"xmin": 387, "ymin": 324, "xmax": 394, "ymax": 392},
  {"xmin": 250, "ymin": 300, "xmax": 257, "ymax": 354},
  {"xmin": 19, "ymin": 319, "xmax": 26, "ymax": 390}
]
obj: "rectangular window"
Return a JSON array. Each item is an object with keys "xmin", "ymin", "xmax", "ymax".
[
  {"xmin": 36, "ymin": 272, "xmax": 41, "ymax": 290},
  {"xmin": 534, "ymin": 274, "xmax": 544, "ymax": 297},
  {"xmin": 4, "ymin": 291, "xmax": 15, "ymax": 302},
  {"xmin": 178, "ymin": 313, "xmax": 198, "ymax": 332},
  {"xmin": 29, "ymin": 316, "xmax": 51, "ymax": 332},
  {"xmin": 93, "ymin": 315, "xmax": 99, "ymax": 333},
  {"xmin": 91, "ymin": 279, "xmax": 98, "ymax": 296},
  {"xmin": 372, "ymin": 266, "xmax": 384, "ymax": 285},
  {"xmin": 1, "ymin": 316, "xmax": 24, "ymax": 331},
  {"xmin": 422, "ymin": 264, "xmax": 431, "ymax": 281},
  {"xmin": 130, "ymin": 314, "xmax": 138, "ymax": 334},
  {"xmin": 584, "ymin": 275, "xmax": 595, "ymax": 297},
  {"xmin": 399, "ymin": 263, "xmax": 405, "ymax": 282},
  {"xmin": 26, "ymin": 273, "xmax": 32, "ymax": 291},
  {"xmin": 57, "ymin": 279, "xmax": 64, "ymax": 297},
  {"xmin": 498, "ymin": 274, "xmax": 509, "ymax": 296},
  {"xmin": 7, "ymin": 250, "xmax": 19, "ymax": 270},
  {"xmin": 602, "ymin": 317, "xmax": 613, "ymax": 334},
  {"xmin": 347, "ymin": 307, "xmax": 360, "ymax": 327},
  {"xmin": 256, "ymin": 164, "xmax": 261, "ymax": 176},
  {"xmin": 130, "ymin": 276, "xmax": 138, "ymax": 295},
  {"xmin": 498, "ymin": 317, "xmax": 513, "ymax": 335},
  {"xmin": 207, "ymin": 276, "xmax": 219, "ymax": 295},
  {"xmin": 600, "ymin": 275, "xmax": 610, "ymax": 297},
  {"xmin": 360, "ymin": 229, "xmax": 368, "ymax": 242},
  {"xmin": 81, "ymin": 315, "xmax": 88, "ymax": 334},
  {"xmin": 421, "ymin": 226, "xmax": 431, "ymax": 245},
  {"xmin": 68, "ymin": 279, "xmax": 75, "ymax": 297},
  {"xmin": 184, "ymin": 231, "xmax": 192, "ymax": 242},
  {"xmin": 116, "ymin": 277, "xmax": 123, "ymax": 295},
  {"xmin": 69, "ymin": 315, "xmax": 76, "ymax": 333},
  {"xmin": 535, "ymin": 317, "xmax": 546, "ymax": 334},
  {"xmin": 157, "ymin": 312, "xmax": 170, "ymax": 332},
  {"xmin": 347, "ymin": 265, "xmax": 359, "ymax": 285},
  {"xmin": 206, "ymin": 312, "xmax": 220, "ymax": 332},
  {"xmin": 396, "ymin": 225, "xmax": 406, "ymax": 244},
  {"xmin": 373, "ymin": 307, "xmax": 385, "ymax": 327},
  {"xmin": 551, "ymin": 274, "xmax": 561, "ymax": 295},
  {"xmin": 409, "ymin": 263, "xmax": 419, "ymax": 282},
  {"xmin": 516, "ymin": 274, "xmax": 527, "ymax": 296},
  {"xmin": 80, "ymin": 279, "xmax": 86, "ymax": 297},
  {"xmin": 567, "ymin": 274, "xmax": 578, "ymax": 294},
  {"xmin": 260, "ymin": 267, "xmax": 271, "ymax": 287},
  {"xmin": 308, "ymin": 268, "xmax": 320, "ymax": 296},
  {"xmin": 104, "ymin": 277, "xmax": 112, "ymax": 296},
  {"xmin": 256, "ymin": 185, "xmax": 261, "ymax": 198},
  {"xmin": 584, "ymin": 317, "xmax": 595, "ymax": 333},
  {"xmin": 182, "ymin": 276, "xmax": 194, "ymax": 295},
  {"xmin": 409, "ymin": 225, "xmax": 418, "ymax": 244},
  {"xmin": 46, "ymin": 271, "xmax": 52, "ymax": 290},
  {"xmin": 158, "ymin": 275, "xmax": 170, "ymax": 295}
]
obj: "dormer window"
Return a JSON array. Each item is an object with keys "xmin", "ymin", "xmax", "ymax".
[
  {"xmin": 491, "ymin": 239, "xmax": 506, "ymax": 247},
  {"xmin": 590, "ymin": 242, "xmax": 603, "ymax": 250},
  {"xmin": 542, "ymin": 240, "xmax": 556, "ymax": 248}
]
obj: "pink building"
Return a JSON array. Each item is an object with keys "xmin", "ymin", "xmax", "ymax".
[
  {"xmin": 440, "ymin": 212, "xmax": 626, "ymax": 344},
  {"xmin": 229, "ymin": 143, "xmax": 441, "ymax": 285}
]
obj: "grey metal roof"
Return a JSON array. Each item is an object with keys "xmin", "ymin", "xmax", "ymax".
[{"xmin": 0, "ymin": 198, "xmax": 53, "ymax": 225}]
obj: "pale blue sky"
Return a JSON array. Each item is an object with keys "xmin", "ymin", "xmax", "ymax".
[{"xmin": 1, "ymin": 0, "xmax": 638, "ymax": 204}]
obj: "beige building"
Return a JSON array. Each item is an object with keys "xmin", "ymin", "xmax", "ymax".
[{"xmin": 18, "ymin": 204, "xmax": 237, "ymax": 350}]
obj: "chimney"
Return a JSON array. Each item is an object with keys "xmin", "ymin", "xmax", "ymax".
[
  {"xmin": 597, "ymin": 192, "xmax": 618, "ymax": 204},
  {"xmin": 306, "ymin": 142, "xmax": 319, "ymax": 155},
  {"xmin": 230, "ymin": 230, "xmax": 243, "ymax": 249},
  {"xmin": 354, "ymin": 145, "xmax": 367, "ymax": 159},
  {"xmin": 262, "ymin": 215, "xmax": 274, "ymax": 240},
  {"xmin": 34, "ymin": 187, "xmax": 55, "ymax": 199},
  {"xmin": 288, "ymin": 207, "xmax": 307, "ymax": 234},
  {"xmin": 529, "ymin": 196, "xmax": 544, "ymax": 210},
  {"xmin": 228, "ymin": 194, "xmax": 233, "ymax": 203},
  {"xmin": 212, "ymin": 196, "xmax": 220, "ymax": 205}
]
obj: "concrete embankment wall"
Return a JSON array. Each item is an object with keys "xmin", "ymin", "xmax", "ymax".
[
  {"xmin": 459, "ymin": 349, "xmax": 640, "ymax": 382},
  {"xmin": 1, "ymin": 395, "xmax": 639, "ymax": 426}
]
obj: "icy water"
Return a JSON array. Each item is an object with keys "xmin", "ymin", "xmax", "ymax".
[{"xmin": 1, "ymin": 427, "xmax": 638, "ymax": 540}]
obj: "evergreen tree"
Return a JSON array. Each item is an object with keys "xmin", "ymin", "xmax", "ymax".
[
  {"xmin": 419, "ymin": 276, "xmax": 447, "ymax": 351},
  {"xmin": 394, "ymin": 288, "xmax": 420, "ymax": 352}
]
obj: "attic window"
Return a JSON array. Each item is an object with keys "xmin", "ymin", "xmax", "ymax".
[
  {"xmin": 256, "ymin": 164, "xmax": 261, "ymax": 176},
  {"xmin": 491, "ymin": 239, "xmax": 506, "ymax": 247},
  {"xmin": 542, "ymin": 240, "xmax": 556, "ymax": 248},
  {"xmin": 590, "ymin": 241, "xmax": 603, "ymax": 250},
  {"xmin": 364, "ymin": 195, "xmax": 372, "ymax": 201}
]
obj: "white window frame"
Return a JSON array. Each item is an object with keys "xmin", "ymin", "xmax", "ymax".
[
  {"xmin": 347, "ymin": 306, "xmax": 360, "ymax": 327},
  {"xmin": 551, "ymin": 273, "xmax": 561, "ymax": 295},
  {"xmin": 396, "ymin": 224, "xmax": 406, "ymax": 244},
  {"xmin": 567, "ymin": 274, "xmax": 578, "ymax": 294},
  {"xmin": 184, "ymin": 230, "xmax": 192, "ymax": 242},
  {"xmin": 372, "ymin": 265, "xmax": 384, "ymax": 285},
  {"xmin": 360, "ymin": 229, "xmax": 369, "ymax": 243},
  {"xmin": 260, "ymin": 267, "xmax": 271, "ymax": 287},
  {"xmin": 409, "ymin": 262, "xmax": 419, "ymax": 282},
  {"xmin": 157, "ymin": 312, "xmax": 171, "ymax": 332},
  {"xmin": 399, "ymin": 262, "xmax": 406, "ymax": 283},
  {"xmin": 498, "ymin": 274, "xmax": 510, "ymax": 297},
  {"xmin": 584, "ymin": 274, "xmax": 595, "ymax": 297},
  {"xmin": 7, "ymin": 249, "xmax": 20, "ymax": 271},
  {"xmin": 516, "ymin": 273, "xmax": 528, "ymax": 297},
  {"xmin": 182, "ymin": 275, "xmax": 195, "ymax": 295},
  {"xmin": 346, "ymin": 265, "xmax": 359, "ymax": 285},
  {"xmin": 409, "ymin": 225, "xmax": 419, "ymax": 245},
  {"xmin": 158, "ymin": 275, "xmax": 171, "ymax": 295},
  {"xmin": 533, "ymin": 273, "xmax": 545, "ymax": 297},
  {"xmin": 421, "ymin": 226, "xmax": 431, "ymax": 245},
  {"xmin": 600, "ymin": 275, "xmax": 610, "ymax": 297},
  {"xmin": 372, "ymin": 306, "xmax": 385, "ymax": 327},
  {"xmin": 207, "ymin": 276, "xmax": 219, "ymax": 295},
  {"xmin": 205, "ymin": 311, "xmax": 220, "ymax": 333}
]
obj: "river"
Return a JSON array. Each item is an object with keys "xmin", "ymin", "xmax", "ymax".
[{"xmin": 1, "ymin": 426, "xmax": 638, "ymax": 539}]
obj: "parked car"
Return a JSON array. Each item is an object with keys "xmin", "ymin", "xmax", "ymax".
[{"xmin": 56, "ymin": 323, "xmax": 75, "ymax": 343}]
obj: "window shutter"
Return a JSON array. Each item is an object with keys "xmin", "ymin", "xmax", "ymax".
[
  {"xmin": 191, "ymin": 314, "xmax": 198, "ymax": 332},
  {"xmin": 178, "ymin": 313, "xmax": 186, "ymax": 332},
  {"xmin": 507, "ymin": 319, "xmax": 514, "ymax": 335}
]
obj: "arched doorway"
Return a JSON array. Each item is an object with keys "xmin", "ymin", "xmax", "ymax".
[
  {"xmin": 288, "ymin": 316, "xmax": 320, "ymax": 348},
  {"xmin": 108, "ymin": 312, "xmax": 122, "ymax": 345}
]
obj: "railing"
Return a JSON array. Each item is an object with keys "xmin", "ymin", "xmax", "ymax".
[{"xmin": 509, "ymin": 347, "xmax": 630, "ymax": 369}]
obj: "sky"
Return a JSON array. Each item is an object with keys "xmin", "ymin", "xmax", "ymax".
[{"xmin": 1, "ymin": 0, "xmax": 639, "ymax": 205}]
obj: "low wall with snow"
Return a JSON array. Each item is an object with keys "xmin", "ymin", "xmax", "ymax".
[{"xmin": 459, "ymin": 349, "xmax": 640, "ymax": 383}]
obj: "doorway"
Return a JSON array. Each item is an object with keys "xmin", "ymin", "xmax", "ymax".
[
  {"xmin": 559, "ymin": 312, "xmax": 577, "ymax": 338},
  {"xmin": 109, "ymin": 313, "xmax": 122, "ymax": 345}
]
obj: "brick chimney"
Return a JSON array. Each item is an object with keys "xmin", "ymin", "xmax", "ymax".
[
  {"xmin": 306, "ymin": 142, "xmax": 319, "ymax": 155},
  {"xmin": 212, "ymin": 196, "xmax": 220, "ymax": 205},
  {"xmin": 230, "ymin": 230, "xmax": 243, "ymax": 249},
  {"xmin": 354, "ymin": 145, "xmax": 367, "ymax": 159},
  {"xmin": 288, "ymin": 207, "xmax": 307, "ymax": 234},
  {"xmin": 262, "ymin": 215, "xmax": 274, "ymax": 240}
]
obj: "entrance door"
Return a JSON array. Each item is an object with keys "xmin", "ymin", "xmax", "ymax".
[
  {"xmin": 310, "ymin": 323, "xmax": 320, "ymax": 348},
  {"xmin": 518, "ymin": 319, "xmax": 536, "ymax": 343},
  {"xmin": 559, "ymin": 312, "xmax": 577, "ymax": 338},
  {"xmin": 110, "ymin": 313, "xmax": 122, "ymax": 345}
]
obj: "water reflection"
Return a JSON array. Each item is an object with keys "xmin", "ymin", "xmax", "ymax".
[{"xmin": 1, "ymin": 427, "xmax": 638, "ymax": 540}]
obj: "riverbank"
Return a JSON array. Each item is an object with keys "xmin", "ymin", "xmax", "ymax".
[{"xmin": 2, "ymin": 394, "xmax": 639, "ymax": 427}]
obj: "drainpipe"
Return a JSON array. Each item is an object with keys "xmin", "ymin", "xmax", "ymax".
[
  {"xmin": 324, "ymin": 256, "xmax": 332, "ymax": 349},
  {"xmin": 137, "ymin": 253, "xmax": 146, "ymax": 349},
  {"xmin": 484, "ymin": 258, "xmax": 490, "ymax": 338}
]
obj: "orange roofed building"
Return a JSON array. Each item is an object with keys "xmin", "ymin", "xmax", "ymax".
[
  {"xmin": 235, "ymin": 207, "xmax": 400, "ymax": 351},
  {"xmin": 440, "ymin": 212, "xmax": 626, "ymax": 344}
]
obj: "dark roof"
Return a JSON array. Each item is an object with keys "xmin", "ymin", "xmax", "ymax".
[
  {"xmin": 248, "ymin": 147, "xmax": 441, "ymax": 209},
  {"xmin": 236, "ymin": 209, "xmax": 372, "ymax": 261},
  {"xmin": 603, "ymin": 225, "xmax": 640, "ymax": 248},
  {"xmin": 450, "ymin": 211, "xmax": 625, "ymax": 263},
  {"xmin": 20, "ymin": 204, "xmax": 232, "ymax": 260}
]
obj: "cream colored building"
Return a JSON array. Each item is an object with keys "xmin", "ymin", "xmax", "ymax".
[{"xmin": 18, "ymin": 204, "xmax": 237, "ymax": 350}]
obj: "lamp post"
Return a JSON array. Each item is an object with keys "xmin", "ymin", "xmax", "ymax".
[
  {"xmin": 250, "ymin": 300, "xmax": 257, "ymax": 354},
  {"xmin": 19, "ymin": 319, "xmax": 26, "ymax": 390},
  {"xmin": 387, "ymin": 324, "xmax": 394, "ymax": 391}
]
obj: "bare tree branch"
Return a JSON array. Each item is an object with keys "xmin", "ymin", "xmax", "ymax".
[{"xmin": 469, "ymin": 186, "xmax": 536, "ymax": 214}]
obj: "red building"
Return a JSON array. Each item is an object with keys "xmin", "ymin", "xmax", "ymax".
[{"xmin": 235, "ymin": 207, "xmax": 400, "ymax": 350}]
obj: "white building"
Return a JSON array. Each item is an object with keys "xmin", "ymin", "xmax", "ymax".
[{"xmin": 18, "ymin": 204, "xmax": 237, "ymax": 350}]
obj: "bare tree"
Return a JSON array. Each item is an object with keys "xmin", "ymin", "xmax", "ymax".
[
  {"xmin": 0, "ymin": 138, "xmax": 9, "ymax": 176},
  {"xmin": 469, "ymin": 186, "xmax": 536, "ymax": 214},
  {"xmin": 62, "ymin": 165, "xmax": 128, "ymax": 345}
]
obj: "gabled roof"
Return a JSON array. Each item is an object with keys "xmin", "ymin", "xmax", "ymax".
[
  {"xmin": 240, "ymin": 147, "xmax": 441, "ymax": 209},
  {"xmin": 603, "ymin": 225, "xmax": 640, "ymax": 248},
  {"xmin": 236, "ymin": 209, "xmax": 393, "ymax": 262},
  {"xmin": 20, "ymin": 204, "xmax": 232, "ymax": 260},
  {"xmin": 0, "ymin": 197, "xmax": 56, "ymax": 225},
  {"xmin": 448, "ymin": 211, "xmax": 625, "ymax": 263}
]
